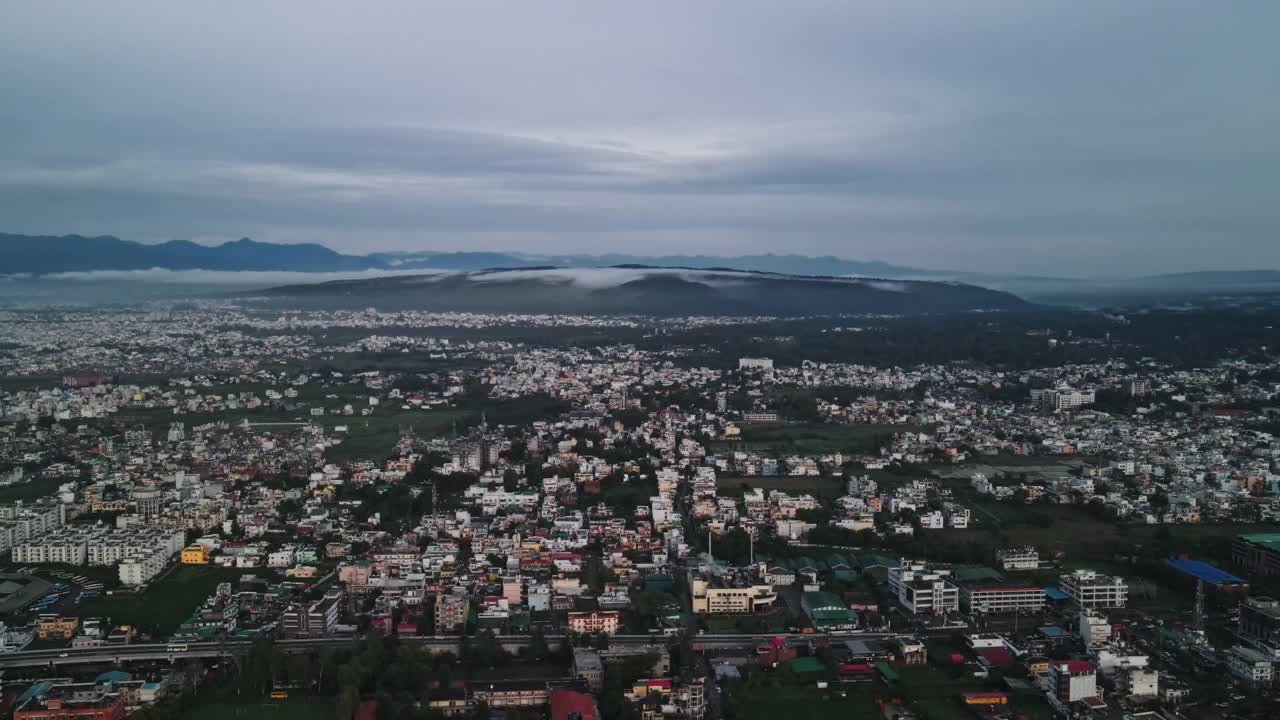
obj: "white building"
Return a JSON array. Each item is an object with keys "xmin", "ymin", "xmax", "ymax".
[
  {"xmin": 1049, "ymin": 660, "xmax": 1099, "ymax": 704},
  {"xmin": 888, "ymin": 561, "xmax": 960, "ymax": 615},
  {"xmin": 918, "ymin": 511, "xmax": 945, "ymax": 529},
  {"xmin": 1079, "ymin": 610, "xmax": 1112, "ymax": 647},
  {"xmin": 0, "ymin": 500, "xmax": 66, "ymax": 555},
  {"xmin": 1060, "ymin": 570, "xmax": 1128, "ymax": 608},
  {"xmin": 738, "ymin": 357, "xmax": 774, "ymax": 371},
  {"xmin": 996, "ymin": 547, "xmax": 1040, "ymax": 572},
  {"xmin": 945, "ymin": 506, "xmax": 970, "ymax": 529},
  {"xmin": 12, "ymin": 526, "xmax": 183, "ymax": 570},
  {"xmin": 1227, "ymin": 646, "xmax": 1274, "ymax": 686},
  {"xmin": 961, "ymin": 585, "xmax": 1045, "ymax": 614},
  {"xmin": 1125, "ymin": 669, "xmax": 1159, "ymax": 698},
  {"xmin": 118, "ymin": 548, "xmax": 170, "ymax": 586}
]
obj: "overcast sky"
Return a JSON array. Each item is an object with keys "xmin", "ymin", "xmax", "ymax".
[{"xmin": 1, "ymin": 2, "xmax": 1276, "ymax": 276}]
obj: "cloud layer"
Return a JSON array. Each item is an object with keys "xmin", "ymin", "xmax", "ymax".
[{"xmin": 1, "ymin": 2, "xmax": 1277, "ymax": 276}]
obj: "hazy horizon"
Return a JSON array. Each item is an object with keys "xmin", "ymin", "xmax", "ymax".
[{"xmin": 3, "ymin": 2, "xmax": 1278, "ymax": 276}]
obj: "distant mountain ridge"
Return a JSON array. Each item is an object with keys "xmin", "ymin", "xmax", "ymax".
[
  {"xmin": 0, "ymin": 232, "xmax": 935, "ymax": 277},
  {"xmin": 3, "ymin": 233, "xmax": 1279, "ymax": 303},
  {"xmin": 0, "ymin": 233, "xmax": 374, "ymax": 273},
  {"xmin": 257, "ymin": 266, "xmax": 1030, "ymax": 316}
]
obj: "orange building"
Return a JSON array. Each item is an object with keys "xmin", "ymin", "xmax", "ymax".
[{"xmin": 36, "ymin": 617, "xmax": 79, "ymax": 640}]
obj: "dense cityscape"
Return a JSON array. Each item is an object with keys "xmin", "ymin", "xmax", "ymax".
[
  {"xmin": 0, "ymin": 301, "xmax": 1278, "ymax": 720},
  {"xmin": 4, "ymin": 3, "xmax": 1280, "ymax": 720}
]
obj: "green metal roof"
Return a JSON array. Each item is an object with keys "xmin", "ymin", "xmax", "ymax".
[
  {"xmin": 790, "ymin": 657, "xmax": 825, "ymax": 674},
  {"xmin": 1239, "ymin": 534, "xmax": 1280, "ymax": 550}
]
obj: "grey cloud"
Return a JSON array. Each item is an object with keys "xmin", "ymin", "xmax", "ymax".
[{"xmin": 0, "ymin": 1, "xmax": 1278, "ymax": 276}]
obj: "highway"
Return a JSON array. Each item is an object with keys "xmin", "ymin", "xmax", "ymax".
[{"xmin": 0, "ymin": 631, "xmax": 909, "ymax": 670}]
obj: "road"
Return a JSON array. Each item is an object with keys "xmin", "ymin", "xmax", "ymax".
[{"xmin": 0, "ymin": 631, "xmax": 912, "ymax": 669}]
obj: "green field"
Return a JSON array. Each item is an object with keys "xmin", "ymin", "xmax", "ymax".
[
  {"xmin": 727, "ymin": 423, "xmax": 916, "ymax": 455},
  {"xmin": 324, "ymin": 410, "xmax": 463, "ymax": 463},
  {"xmin": 75, "ymin": 565, "xmax": 279, "ymax": 636}
]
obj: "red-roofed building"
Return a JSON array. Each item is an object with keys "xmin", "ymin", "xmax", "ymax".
[
  {"xmin": 549, "ymin": 689, "xmax": 598, "ymax": 720},
  {"xmin": 977, "ymin": 647, "xmax": 1013, "ymax": 668},
  {"xmin": 1050, "ymin": 660, "xmax": 1101, "ymax": 705},
  {"xmin": 353, "ymin": 701, "xmax": 377, "ymax": 720}
]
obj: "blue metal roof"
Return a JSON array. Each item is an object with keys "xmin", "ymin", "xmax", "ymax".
[
  {"xmin": 15, "ymin": 682, "xmax": 51, "ymax": 706},
  {"xmin": 1167, "ymin": 559, "xmax": 1247, "ymax": 586},
  {"xmin": 1043, "ymin": 587, "xmax": 1071, "ymax": 601}
]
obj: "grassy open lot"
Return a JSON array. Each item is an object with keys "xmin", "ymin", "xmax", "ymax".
[
  {"xmin": 966, "ymin": 453, "xmax": 1102, "ymax": 468},
  {"xmin": 725, "ymin": 423, "xmax": 916, "ymax": 455},
  {"xmin": 324, "ymin": 410, "xmax": 462, "ymax": 463},
  {"xmin": 716, "ymin": 475, "xmax": 846, "ymax": 499},
  {"xmin": 185, "ymin": 698, "xmax": 330, "ymax": 720},
  {"xmin": 470, "ymin": 660, "xmax": 570, "ymax": 682},
  {"xmin": 726, "ymin": 686, "xmax": 883, "ymax": 720},
  {"xmin": 75, "ymin": 565, "xmax": 278, "ymax": 636},
  {"xmin": 0, "ymin": 477, "xmax": 70, "ymax": 502},
  {"xmin": 933, "ymin": 499, "xmax": 1273, "ymax": 554}
]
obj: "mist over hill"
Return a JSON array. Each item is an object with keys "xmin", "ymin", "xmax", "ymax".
[
  {"xmin": 257, "ymin": 266, "xmax": 1030, "ymax": 316},
  {"xmin": 4, "ymin": 234, "xmax": 1280, "ymax": 307}
]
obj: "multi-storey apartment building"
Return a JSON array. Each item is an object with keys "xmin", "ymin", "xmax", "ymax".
[
  {"xmin": 1059, "ymin": 570, "xmax": 1128, "ymax": 608},
  {"xmin": 960, "ymin": 584, "xmax": 1045, "ymax": 614},
  {"xmin": 888, "ymin": 561, "xmax": 960, "ymax": 614}
]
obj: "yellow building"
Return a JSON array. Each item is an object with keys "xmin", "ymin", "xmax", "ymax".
[
  {"xmin": 37, "ymin": 616, "xmax": 79, "ymax": 640},
  {"xmin": 690, "ymin": 579, "xmax": 777, "ymax": 615},
  {"xmin": 180, "ymin": 545, "xmax": 209, "ymax": 564}
]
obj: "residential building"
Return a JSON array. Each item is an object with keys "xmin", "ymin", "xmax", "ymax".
[
  {"xmin": 1239, "ymin": 596, "xmax": 1280, "ymax": 659},
  {"xmin": 996, "ymin": 547, "xmax": 1040, "ymax": 572},
  {"xmin": 118, "ymin": 548, "xmax": 170, "ymax": 586},
  {"xmin": 434, "ymin": 594, "xmax": 469, "ymax": 635},
  {"xmin": 1124, "ymin": 669, "xmax": 1159, "ymax": 698},
  {"xmin": 1079, "ymin": 610, "xmax": 1111, "ymax": 647},
  {"xmin": 281, "ymin": 592, "xmax": 342, "ymax": 638},
  {"xmin": 1049, "ymin": 660, "xmax": 1100, "ymax": 704},
  {"xmin": 1227, "ymin": 645, "xmax": 1274, "ymax": 686},
  {"xmin": 960, "ymin": 585, "xmax": 1045, "ymax": 614},
  {"xmin": 1234, "ymin": 534, "xmax": 1280, "ymax": 577},
  {"xmin": 180, "ymin": 545, "xmax": 209, "ymax": 564}
]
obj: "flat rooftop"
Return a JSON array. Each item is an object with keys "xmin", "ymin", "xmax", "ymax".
[{"xmin": 1238, "ymin": 534, "xmax": 1280, "ymax": 551}]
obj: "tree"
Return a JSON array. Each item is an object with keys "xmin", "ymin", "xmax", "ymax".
[
  {"xmin": 1150, "ymin": 490, "xmax": 1170, "ymax": 522},
  {"xmin": 472, "ymin": 629, "xmax": 508, "ymax": 668},
  {"xmin": 335, "ymin": 686, "xmax": 359, "ymax": 720},
  {"xmin": 526, "ymin": 625, "xmax": 550, "ymax": 661}
]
